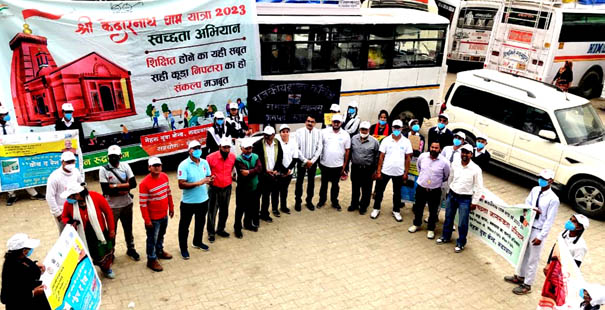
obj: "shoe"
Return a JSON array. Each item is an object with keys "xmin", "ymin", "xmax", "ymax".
[
  {"xmin": 454, "ymin": 245, "xmax": 465, "ymax": 253},
  {"xmin": 427, "ymin": 231, "xmax": 435, "ymax": 239},
  {"xmin": 504, "ymin": 275, "xmax": 525, "ymax": 285},
  {"xmin": 280, "ymin": 207, "xmax": 291, "ymax": 214},
  {"xmin": 235, "ymin": 230, "xmax": 243, "ymax": 239},
  {"xmin": 157, "ymin": 251, "xmax": 173, "ymax": 260},
  {"xmin": 435, "ymin": 237, "xmax": 450, "ymax": 245},
  {"xmin": 126, "ymin": 248, "xmax": 140, "ymax": 261},
  {"xmin": 260, "ymin": 215, "xmax": 273, "ymax": 223},
  {"xmin": 392, "ymin": 211, "xmax": 403, "ymax": 222},
  {"xmin": 244, "ymin": 225, "xmax": 258, "ymax": 232},
  {"xmin": 217, "ymin": 231, "xmax": 230, "ymax": 238},
  {"xmin": 408, "ymin": 225, "xmax": 419, "ymax": 233},
  {"xmin": 317, "ymin": 200, "xmax": 326, "ymax": 209},
  {"xmin": 512, "ymin": 284, "xmax": 532, "ymax": 295},
  {"xmin": 348, "ymin": 205, "xmax": 357, "ymax": 212},
  {"xmin": 370, "ymin": 209, "xmax": 380, "ymax": 219},
  {"xmin": 306, "ymin": 202, "xmax": 315, "ymax": 211},
  {"xmin": 332, "ymin": 204, "xmax": 342, "ymax": 211},
  {"xmin": 359, "ymin": 208, "xmax": 367, "ymax": 215},
  {"xmin": 147, "ymin": 259, "xmax": 163, "ymax": 272},
  {"xmin": 30, "ymin": 193, "xmax": 45, "ymax": 200},
  {"xmin": 181, "ymin": 249, "xmax": 190, "ymax": 260},
  {"xmin": 272, "ymin": 210, "xmax": 281, "ymax": 218},
  {"xmin": 208, "ymin": 235, "xmax": 215, "ymax": 243},
  {"xmin": 6, "ymin": 196, "xmax": 17, "ymax": 206},
  {"xmin": 192, "ymin": 242, "xmax": 209, "ymax": 251},
  {"xmin": 295, "ymin": 203, "xmax": 302, "ymax": 212},
  {"xmin": 104, "ymin": 269, "xmax": 116, "ymax": 279}
]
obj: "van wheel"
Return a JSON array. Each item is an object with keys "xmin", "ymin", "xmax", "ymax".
[
  {"xmin": 568, "ymin": 178, "xmax": 605, "ymax": 219},
  {"xmin": 578, "ymin": 70, "xmax": 603, "ymax": 99}
]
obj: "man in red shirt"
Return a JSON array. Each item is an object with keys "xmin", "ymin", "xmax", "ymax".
[
  {"xmin": 139, "ymin": 157, "xmax": 175, "ymax": 272},
  {"xmin": 206, "ymin": 137, "xmax": 236, "ymax": 242}
]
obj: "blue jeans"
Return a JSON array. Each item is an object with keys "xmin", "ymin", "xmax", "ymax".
[
  {"xmin": 146, "ymin": 216, "xmax": 168, "ymax": 260},
  {"xmin": 441, "ymin": 192, "xmax": 471, "ymax": 247}
]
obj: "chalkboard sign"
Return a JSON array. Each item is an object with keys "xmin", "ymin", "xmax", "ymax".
[{"xmin": 247, "ymin": 79, "xmax": 341, "ymax": 124}]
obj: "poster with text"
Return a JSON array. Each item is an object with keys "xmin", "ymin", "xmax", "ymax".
[{"xmin": 0, "ymin": 0, "xmax": 259, "ymax": 169}]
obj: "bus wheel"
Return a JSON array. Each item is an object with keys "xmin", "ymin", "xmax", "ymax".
[
  {"xmin": 394, "ymin": 109, "xmax": 417, "ymax": 128},
  {"xmin": 578, "ymin": 70, "xmax": 603, "ymax": 99}
]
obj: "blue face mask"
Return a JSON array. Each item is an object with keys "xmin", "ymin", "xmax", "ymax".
[
  {"xmin": 192, "ymin": 149, "xmax": 202, "ymax": 159},
  {"xmin": 348, "ymin": 108, "xmax": 356, "ymax": 114},
  {"xmin": 476, "ymin": 142, "xmax": 485, "ymax": 149},
  {"xmin": 538, "ymin": 178, "xmax": 549, "ymax": 188},
  {"xmin": 26, "ymin": 248, "xmax": 33, "ymax": 257},
  {"xmin": 3, "ymin": 115, "xmax": 10, "ymax": 122},
  {"xmin": 392, "ymin": 129, "xmax": 401, "ymax": 136},
  {"xmin": 242, "ymin": 153, "xmax": 252, "ymax": 159},
  {"xmin": 453, "ymin": 138, "xmax": 462, "ymax": 146},
  {"xmin": 216, "ymin": 119, "xmax": 224, "ymax": 126},
  {"xmin": 412, "ymin": 124, "xmax": 420, "ymax": 132},
  {"xmin": 564, "ymin": 220, "xmax": 576, "ymax": 231},
  {"xmin": 66, "ymin": 198, "xmax": 77, "ymax": 204},
  {"xmin": 64, "ymin": 112, "xmax": 72, "ymax": 120},
  {"xmin": 379, "ymin": 120, "xmax": 387, "ymax": 126},
  {"xmin": 437, "ymin": 123, "xmax": 446, "ymax": 130},
  {"xmin": 580, "ymin": 289, "xmax": 585, "ymax": 299}
]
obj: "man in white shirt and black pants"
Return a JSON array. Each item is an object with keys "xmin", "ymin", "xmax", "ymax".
[
  {"xmin": 295, "ymin": 115, "xmax": 323, "ymax": 211},
  {"xmin": 436, "ymin": 144, "xmax": 483, "ymax": 253},
  {"xmin": 504, "ymin": 169, "xmax": 559, "ymax": 295},
  {"xmin": 276, "ymin": 124, "xmax": 298, "ymax": 215},
  {"xmin": 371, "ymin": 120, "xmax": 413, "ymax": 222},
  {"xmin": 318, "ymin": 114, "xmax": 351, "ymax": 211}
]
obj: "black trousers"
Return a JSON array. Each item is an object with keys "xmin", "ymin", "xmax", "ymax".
[
  {"xmin": 350, "ymin": 164, "xmax": 375, "ymax": 211},
  {"xmin": 278, "ymin": 174, "xmax": 293, "ymax": 210},
  {"xmin": 319, "ymin": 164, "xmax": 342, "ymax": 204},
  {"xmin": 234, "ymin": 188, "xmax": 260, "ymax": 231},
  {"xmin": 260, "ymin": 174, "xmax": 279, "ymax": 217},
  {"xmin": 207, "ymin": 185, "xmax": 232, "ymax": 236},
  {"xmin": 295, "ymin": 161, "xmax": 317, "ymax": 204},
  {"xmin": 178, "ymin": 201, "xmax": 208, "ymax": 251},
  {"xmin": 373, "ymin": 173, "xmax": 404, "ymax": 212},
  {"xmin": 412, "ymin": 186, "xmax": 442, "ymax": 230}
]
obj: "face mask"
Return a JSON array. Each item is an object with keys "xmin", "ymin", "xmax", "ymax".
[
  {"xmin": 26, "ymin": 248, "xmax": 33, "ymax": 257},
  {"xmin": 66, "ymin": 198, "xmax": 77, "ymax": 204},
  {"xmin": 64, "ymin": 164, "xmax": 76, "ymax": 172},
  {"xmin": 453, "ymin": 138, "xmax": 462, "ymax": 146},
  {"xmin": 216, "ymin": 119, "xmax": 224, "ymax": 126},
  {"xmin": 242, "ymin": 153, "xmax": 252, "ymax": 159},
  {"xmin": 538, "ymin": 178, "xmax": 549, "ymax": 188},
  {"xmin": 348, "ymin": 108, "xmax": 356, "ymax": 114},
  {"xmin": 437, "ymin": 123, "xmax": 445, "ymax": 130},
  {"xmin": 564, "ymin": 220, "xmax": 576, "ymax": 231},
  {"xmin": 392, "ymin": 130, "xmax": 401, "ymax": 136},
  {"xmin": 360, "ymin": 132, "xmax": 369, "ymax": 138},
  {"xmin": 379, "ymin": 120, "xmax": 387, "ymax": 126},
  {"xmin": 580, "ymin": 289, "xmax": 585, "ymax": 299},
  {"xmin": 3, "ymin": 115, "xmax": 10, "ymax": 122},
  {"xmin": 476, "ymin": 142, "xmax": 485, "ymax": 149},
  {"xmin": 192, "ymin": 149, "xmax": 202, "ymax": 159},
  {"xmin": 412, "ymin": 124, "xmax": 420, "ymax": 132},
  {"xmin": 64, "ymin": 112, "xmax": 72, "ymax": 121}
]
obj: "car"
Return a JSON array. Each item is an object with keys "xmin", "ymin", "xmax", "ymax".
[{"xmin": 444, "ymin": 69, "xmax": 605, "ymax": 219}]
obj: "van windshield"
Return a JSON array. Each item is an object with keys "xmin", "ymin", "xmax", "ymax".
[{"xmin": 555, "ymin": 104, "xmax": 605, "ymax": 145}]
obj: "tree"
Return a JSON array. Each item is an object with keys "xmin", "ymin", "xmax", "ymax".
[
  {"xmin": 146, "ymin": 104, "xmax": 154, "ymax": 120},
  {"xmin": 186, "ymin": 100, "xmax": 196, "ymax": 113}
]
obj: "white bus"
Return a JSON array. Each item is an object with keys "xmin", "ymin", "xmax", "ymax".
[
  {"xmin": 256, "ymin": 8, "xmax": 449, "ymax": 126},
  {"xmin": 485, "ymin": 0, "xmax": 605, "ymax": 98},
  {"xmin": 435, "ymin": 0, "xmax": 503, "ymax": 65}
]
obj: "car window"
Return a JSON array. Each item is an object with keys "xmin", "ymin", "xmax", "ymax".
[
  {"xmin": 450, "ymin": 85, "xmax": 480, "ymax": 113},
  {"xmin": 519, "ymin": 106, "xmax": 558, "ymax": 140},
  {"xmin": 451, "ymin": 86, "xmax": 523, "ymax": 128}
]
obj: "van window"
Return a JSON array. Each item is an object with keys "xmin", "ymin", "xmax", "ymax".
[{"xmin": 450, "ymin": 86, "xmax": 523, "ymax": 128}]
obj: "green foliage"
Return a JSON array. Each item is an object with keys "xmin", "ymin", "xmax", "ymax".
[
  {"xmin": 146, "ymin": 104, "xmax": 154, "ymax": 118},
  {"xmin": 161, "ymin": 103, "xmax": 169, "ymax": 113},
  {"xmin": 193, "ymin": 108, "xmax": 205, "ymax": 117},
  {"xmin": 186, "ymin": 100, "xmax": 196, "ymax": 112}
]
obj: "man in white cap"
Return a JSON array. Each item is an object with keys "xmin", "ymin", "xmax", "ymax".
[
  {"xmin": 295, "ymin": 115, "xmax": 323, "ymax": 211},
  {"xmin": 226, "ymin": 101, "xmax": 250, "ymax": 138},
  {"xmin": 323, "ymin": 104, "xmax": 342, "ymax": 129},
  {"xmin": 343, "ymin": 101, "xmax": 360, "ymax": 136},
  {"xmin": 505, "ymin": 168, "xmax": 559, "ymax": 295},
  {"xmin": 544, "ymin": 213, "xmax": 589, "ymax": 271},
  {"xmin": 205, "ymin": 111, "xmax": 232, "ymax": 156},
  {"xmin": 318, "ymin": 113, "xmax": 351, "ymax": 211},
  {"xmin": 99, "ymin": 145, "xmax": 139, "ymax": 261},
  {"xmin": 473, "ymin": 133, "xmax": 491, "ymax": 170},
  {"xmin": 177, "ymin": 140, "xmax": 214, "ymax": 259},
  {"xmin": 427, "ymin": 113, "xmax": 453, "ymax": 150},
  {"xmin": 371, "ymin": 119, "xmax": 412, "ymax": 222},
  {"xmin": 0, "ymin": 105, "xmax": 45, "ymax": 206},
  {"xmin": 54, "ymin": 102, "xmax": 84, "ymax": 150},
  {"xmin": 206, "ymin": 137, "xmax": 236, "ymax": 242},
  {"xmin": 234, "ymin": 138, "xmax": 263, "ymax": 238},
  {"xmin": 276, "ymin": 124, "xmax": 298, "ymax": 215},
  {"xmin": 253, "ymin": 126, "xmax": 284, "ymax": 222},
  {"xmin": 347, "ymin": 121, "xmax": 379, "ymax": 214},
  {"xmin": 46, "ymin": 151, "xmax": 84, "ymax": 233},
  {"xmin": 441, "ymin": 131, "xmax": 466, "ymax": 164},
  {"xmin": 437, "ymin": 144, "xmax": 483, "ymax": 252}
]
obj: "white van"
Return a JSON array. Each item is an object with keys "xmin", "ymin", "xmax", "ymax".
[{"xmin": 445, "ymin": 69, "xmax": 605, "ymax": 219}]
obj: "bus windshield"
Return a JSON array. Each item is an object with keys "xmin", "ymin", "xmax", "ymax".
[
  {"xmin": 555, "ymin": 104, "xmax": 605, "ymax": 145},
  {"xmin": 457, "ymin": 7, "xmax": 498, "ymax": 31}
]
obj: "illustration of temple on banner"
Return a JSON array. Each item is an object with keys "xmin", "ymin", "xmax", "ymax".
[{"xmin": 8, "ymin": 9, "xmax": 137, "ymax": 126}]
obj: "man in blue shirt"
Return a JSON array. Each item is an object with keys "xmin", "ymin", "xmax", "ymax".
[{"xmin": 177, "ymin": 140, "xmax": 214, "ymax": 260}]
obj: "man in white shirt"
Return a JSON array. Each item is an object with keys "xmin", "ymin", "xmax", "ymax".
[
  {"xmin": 252, "ymin": 126, "xmax": 284, "ymax": 222},
  {"xmin": 371, "ymin": 120, "xmax": 413, "ymax": 222},
  {"xmin": 436, "ymin": 144, "xmax": 483, "ymax": 252},
  {"xmin": 440, "ymin": 131, "xmax": 466, "ymax": 164},
  {"xmin": 504, "ymin": 169, "xmax": 559, "ymax": 295},
  {"xmin": 318, "ymin": 114, "xmax": 351, "ymax": 211},
  {"xmin": 276, "ymin": 124, "xmax": 298, "ymax": 215},
  {"xmin": 46, "ymin": 151, "xmax": 84, "ymax": 233},
  {"xmin": 295, "ymin": 115, "xmax": 323, "ymax": 212}
]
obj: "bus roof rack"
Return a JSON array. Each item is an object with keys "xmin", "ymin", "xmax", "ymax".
[
  {"xmin": 472, "ymin": 73, "xmax": 536, "ymax": 98},
  {"xmin": 506, "ymin": 0, "xmax": 563, "ymax": 6}
]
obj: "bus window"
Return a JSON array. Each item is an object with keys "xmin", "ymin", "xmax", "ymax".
[
  {"xmin": 331, "ymin": 42, "xmax": 363, "ymax": 70},
  {"xmin": 560, "ymin": 13, "xmax": 605, "ymax": 42},
  {"xmin": 457, "ymin": 8, "xmax": 498, "ymax": 31}
]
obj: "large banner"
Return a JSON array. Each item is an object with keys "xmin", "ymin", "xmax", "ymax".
[
  {"xmin": 0, "ymin": 0, "xmax": 259, "ymax": 170},
  {"xmin": 0, "ymin": 130, "xmax": 82, "ymax": 191},
  {"xmin": 40, "ymin": 225, "xmax": 102, "ymax": 310}
]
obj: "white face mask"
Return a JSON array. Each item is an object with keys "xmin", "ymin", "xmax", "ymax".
[
  {"xmin": 64, "ymin": 164, "xmax": 76, "ymax": 172},
  {"xmin": 360, "ymin": 132, "xmax": 369, "ymax": 138}
]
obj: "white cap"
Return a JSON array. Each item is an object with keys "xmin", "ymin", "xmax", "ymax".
[
  {"xmin": 392, "ymin": 119, "xmax": 403, "ymax": 127},
  {"xmin": 60, "ymin": 182, "xmax": 85, "ymax": 199},
  {"xmin": 438, "ymin": 113, "xmax": 449, "ymax": 120},
  {"xmin": 107, "ymin": 145, "xmax": 121, "ymax": 156},
  {"xmin": 219, "ymin": 136, "xmax": 232, "ymax": 147},
  {"xmin": 6, "ymin": 233, "xmax": 40, "ymax": 251},
  {"xmin": 454, "ymin": 131, "xmax": 466, "ymax": 140},
  {"xmin": 329, "ymin": 104, "xmax": 341, "ymax": 112},
  {"xmin": 460, "ymin": 144, "xmax": 474, "ymax": 153},
  {"xmin": 331, "ymin": 114, "xmax": 343, "ymax": 122},
  {"xmin": 62, "ymin": 103, "xmax": 74, "ymax": 111},
  {"xmin": 477, "ymin": 133, "xmax": 488, "ymax": 141},
  {"xmin": 60, "ymin": 151, "xmax": 76, "ymax": 162},
  {"xmin": 408, "ymin": 119, "xmax": 418, "ymax": 127},
  {"xmin": 148, "ymin": 157, "xmax": 162, "ymax": 166},
  {"xmin": 574, "ymin": 214, "xmax": 589, "ymax": 230},
  {"xmin": 0, "ymin": 106, "xmax": 8, "ymax": 114},
  {"xmin": 188, "ymin": 140, "xmax": 201, "ymax": 149},
  {"xmin": 279, "ymin": 124, "xmax": 290, "ymax": 132},
  {"xmin": 539, "ymin": 169, "xmax": 555, "ymax": 180},
  {"xmin": 360, "ymin": 121, "xmax": 371, "ymax": 129},
  {"xmin": 348, "ymin": 101, "xmax": 359, "ymax": 108},
  {"xmin": 240, "ymin": 138, "xmax": 253, "ymax": 148},
  {"xmin": 263, "ymin": 126, "xmax": 275, "ymax": 135},
  {"xmin": 214, "ymin": 111, "xmax": 225, "ymax": 119},
  {"xmin": 228, "ymin": 102, "xmax": 239, "ymax": 110}
]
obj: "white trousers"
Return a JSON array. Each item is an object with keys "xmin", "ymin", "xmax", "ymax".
[
  {"xmin": 518, "ymin": 228, "xmax": 545, "ymax": 286},
  {"xmin": 8, "ymin": 187, "xmax": 38, "ymax": 197}
]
